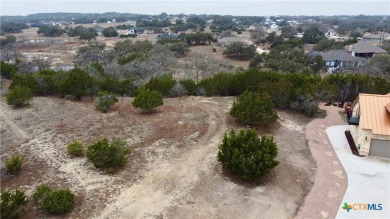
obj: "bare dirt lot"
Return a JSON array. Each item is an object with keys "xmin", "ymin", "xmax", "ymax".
[
  {"xmin": 0, "ymin": 96, "xmax": 315, "ymax": 219},
  {"xmin": 9, "ymin": 25, "xmax": 250, "ymax": 71}
]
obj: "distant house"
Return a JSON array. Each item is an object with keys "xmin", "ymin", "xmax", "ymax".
[
  {"xmin": 318, "ymin": 50, "xmax": 366, "ymax": 68},
  {"xmin": 92, "ymin": 25, "xmax": 104, "ymax": 36},
  {"xmin": 344, "ymin": 41, "xmax": 388, "ymax": 58},
  {"xmin": 127, "ymin": 27, "xmax": 144, "ymax": 34},
  {"xmin": 30, "ymin": 23, "xmax": 47, "ymax": 28},
  {"xmin": 348, "ymin": 93, "xmax": 390, "ymax": 158},
  {"xmin": 157, "ymin": 32, "xmax": 179, "ymax": 40},
  {"xmin": 362, "ymin": 32, "xmax": 390, "ymax": 45}
]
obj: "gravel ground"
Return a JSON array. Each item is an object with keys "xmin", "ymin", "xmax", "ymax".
[{"xmin": 296, "ymin": 103, "xmax": 348, "ymax": 219}]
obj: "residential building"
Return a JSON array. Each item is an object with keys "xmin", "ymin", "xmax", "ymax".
[
  {"xmin": 157, "ymin": 32, "xmax": 179, "ymax": 40},
  {"xmin": 127, "ymin": 27, "xmax": 144, "ymax": 34},
  {"xmin": 318, "ymin": 50, "xmax": 366, "ymax": 68},
  {"xmin": 348, "ymin": 93, "xmax": 390, "ymax": 158},
  {"xmin": 344, "ymin": 41, "xmax": 388, "ymax": 58},
  {"xmin": 362, "ymin": 32, "xmax": 390, "ymax": 45}
]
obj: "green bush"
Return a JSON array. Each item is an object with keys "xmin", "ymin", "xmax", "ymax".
[
  {"xmin": 60, "ymin": 68, "xmax": 95, "ymax": 100},
  {"xmin": 217, "ymin": 129, "xmax": 279, "ymax": 180},
  {"xmin": 95, "ymin": 91, "xmax": 118, "ymax": 113},
  {"xmin": 179, "ymin": 79, "xmax": 198, "ymax": 96},
  {"xmin": 43, "ymin": 189, "xmax": 75, "ymax": 215},
  {"xmin": 144, "ymin": 74, "xmax": 176, "ymax": 96},
  {"xmin": 0, "ymin": 61, "xmax": 18, "ymax": 79},
  {"xmin": 6, "ymin": 86, "xmax": 33, "ymax": 108},
  {"xmin": 86, "ymin": 138, "xmax": 131, "ymax": 172},
  {"xmin": 33, "ymin": 184, "xmax": 52, "ymax": 207},
  {"xmin": 223, "ymin": 42, "xmax": 256, "ymax": 60},
  {"xmin": 33, "ymin": 185, "xmax": 75, "ymax": 215},
  {"xmin": 9, "ymin": 73, "xmax": 39, "ymax": 95},
  {"xmin": 119, "ymin": 34, "xmax": 137, "ymax": 38},
  {"xmin": 0, "ymin": 189, "xmax": 28, "ymax": 219},
  {"xmin": 132, "ymin": 87, "xmax": 164, "ymax": 112},
  {"xmin": 5, "ymin": 155, "xmax": 22, "ymax": 174},
  {"xmin": 67, "ymin": 140, "xmax": 84, "ymax": 157},
  {"xmin": 230, "ymin": 91, "xmax": 277, "ymax": 125}
]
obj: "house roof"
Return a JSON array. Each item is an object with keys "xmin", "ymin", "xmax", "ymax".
[
  {"xmin": 129, "ymin": 27, "xmax": 144, "ymax": 31},
  {"xmin": 358, "ymin": 93, "xmax": 390, "ymax": 136},
  {"xmin": 157, "ymin": 32, "xmax": 179, "ymax": 39},
  {"xmin": 363, "ymin": 32, "xmax": 390, "ymax": 40},
  {"xmin": 318, "ymin": 50, "xmax": 366, "ymax": 62},
  {"xmin": 344, "ymin": 41, "xmax": 387, "ymax": 54}
]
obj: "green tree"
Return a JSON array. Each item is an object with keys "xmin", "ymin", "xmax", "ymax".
[
  {"xmin": 37, "ymin": 26, "xmax": 66, "ymax": 37},
  {"xmin": 0, "ymin": 189, "xmax": 28, "ymax": 219},
  {"xmin": 78, "ymin": 29, "xmax": 97, "ymax": 41},
  {"xmin": 230, "ymin": 91, "xmax": 277, "ymax": 125},
  {"xmin": 223, "ymin": 42, "xmax": 256, "ymax": 60},
  {"xmin": 61, "ymin": 68, "xmax": 95, "ymax": 100},
  {"xmin": 302, "ymin": 27, "xmax": 325, "ymax": 44},
  {"xmin": 144, "ymin": 74, "xmax": 176, "ymax": 96},
  {"xmin": 86, "ymin": 138, "xmax": 131, "ymax": 172},
  {"xmin": 102, "ymin": 27, "xmax": 119, "ymax": 37},
  {"xmin": 217, "ymin": 129, "xmax": 279, "ymax": 180},
  {"xmin": 95, "ymin": 91, "xmax": 118, "ymax": 113},
  {"xmin": 6, "ymin": 86, "xmax": 33, "ymax": 108},
  {"xmin": 0, "ymin": 61, "xmax": 18, "ymax": 79},
  {"xmin": 132, "ymin": 87, "xmax": 164, "ymax": 112},
  {"xmin": 0, "ymin": 35, "xmax": 17, "ymax": 46}
]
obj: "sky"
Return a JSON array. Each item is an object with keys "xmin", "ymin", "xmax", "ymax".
[{"xmin": 1, "ymin": 0, "xmax": 389, "ymax": 16}]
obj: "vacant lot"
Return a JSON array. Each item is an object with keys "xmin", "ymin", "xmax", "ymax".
[
  {"xmin": 1, "ymin": 96, "xmax": 315, "ymax": 219},
  {"xmin": 10, "ymin": 24, "xmax": 251, "ymax": 71}
]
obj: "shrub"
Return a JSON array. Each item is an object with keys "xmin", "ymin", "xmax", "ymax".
[
  {"xmin": 95, "ymin": 91, "xmax": 118, "ymax": 113},
  {"xmin": 102, "ymin": 27, "xmax": 118, "ymax": 37},
  {"xmin": 0, "ymin": 61, "xmax": 18, "ymax": 79},
  {"xmin": 5, "ymin": 155, "xmax": 22, "ymax": 174},
  {"xmin": 230, "ymin": 91, "xmax": 277, "ymax": 125},
  {"xmin": 67, "ymin": 140, "xmax": 84, "ymax": 157},
  {"xmin": 86, "ymin": 138, "xmax": 131, "ymax": 172},
  {"xmin": 43, "ymin": 189, "xmax": 75, "ymax": 215},
  {"xmin": 6, "ymin": 86, "xmax": 33, "ymax": 108},
  {"xmin": 33, "ymin": 185, "xmax": 75, "ymax": 215},
  {"xmin": 144, "ymin": 74, "xmax": 176, "ymax": 96},
  {"xmin": 223, "ymin": 42, "xmax": 256, "ymax": 60},
  {"xmin": 179, "ymin": 79, "xmax": 197, "ymax": 96},
  {"xmin": 217, "ymin": 129, "xmax": 279, "ymax": 180},
  {"xmin": 33, "ymin": 184, "xmax": 52, "ymax": 207},
  {"xmin": 169, "ymin": 83, "xmax": 187, "ymax": 97},
  {"xmin": 60, "ymin": 68, "xmax": 95, "ymax": 100},
  {"xmin": 119, "ymin": 34, "xmax": 137, "ymax": 38},
  {"xmin": 0, "ymin": 189, "xmax": 28, "ymax": 219},
  {"xmin": 132, "ymin": 87, "xmax": 164, "ymax": 112}
]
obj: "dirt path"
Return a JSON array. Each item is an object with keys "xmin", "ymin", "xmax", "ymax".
[
  {"xmin": 99, "ymin": 99, "xmax": 228, "ymax": 218},
  {"xmin": 0, "ymin": 103, "xmax": 28, "ymax": 139},
  {"xmin": 295, "ymin": 103, "xmax": 348, "ymax": 219},
  {"xmin": 1, "ymin": 97, "xmax": 315, "ymax": 219}
]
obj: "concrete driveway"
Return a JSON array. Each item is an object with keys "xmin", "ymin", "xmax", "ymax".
[{"xmin": 326, "ymin": 125, "xmax": 390, "ymax": 218}]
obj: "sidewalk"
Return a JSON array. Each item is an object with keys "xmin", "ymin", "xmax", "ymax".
[{"xmin": 296, "ymin": 103, "xmax": 348, "ymax": 219}]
